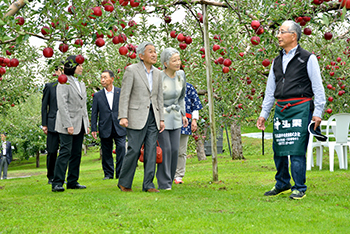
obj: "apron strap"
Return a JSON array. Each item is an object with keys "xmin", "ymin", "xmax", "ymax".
[{"xmin": 276, "ymin": 97, "xmax": 312, "ymax": 112}]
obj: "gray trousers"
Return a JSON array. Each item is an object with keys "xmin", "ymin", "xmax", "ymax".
[
  {"xmin": 118, "ymin": 107, "xmax": 158, "ymax": 191},
  {"xmin": 156, "ymin": 128, "xmax": 181, "ymax": 189},
  {"xmin": 174, "ymin": 134, "xmax": 189, "ymax": 180},
  {"xmin": 0, "ymin": 158, "xmax": 9, "ymax": 179}
]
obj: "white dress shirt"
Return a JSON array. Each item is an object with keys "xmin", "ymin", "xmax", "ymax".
[{"xmin": 104, "ymin": 88, "xmax": 114, "ymax": 110}]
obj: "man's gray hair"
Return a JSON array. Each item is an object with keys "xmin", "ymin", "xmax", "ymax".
[
  {"xmin": 282, "ymin": 20, "xmax": 301, "ymax": 41},
  {"xmin": 160, "ymin": 47, "xmax": 180, "ymax": 69},
  {"xmin": 136, "ymin": 41, "xmax": 156, "ymax": 61}
]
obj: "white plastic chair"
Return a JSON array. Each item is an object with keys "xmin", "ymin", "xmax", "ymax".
[
  {"xmin": 306, "ymin": 133, "xmax": 324, "ymax": 170},
  {"xmin": 320, "ymin": 113, "xmax": 350, "ymax": 171}
]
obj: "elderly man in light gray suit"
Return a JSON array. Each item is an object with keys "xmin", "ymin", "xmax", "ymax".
[
  {"xmin": 118, "ymin": 41, "xmax": 165, "ymax": 193},
  {"xmin": 52, "ymin": 55, "xmax": 90, "ymax": 192}
]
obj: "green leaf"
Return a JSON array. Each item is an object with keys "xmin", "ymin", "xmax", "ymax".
[
  {"xmin": 16, "ymin": 35, "xmax": 24, "ymax": 44},
  {"xmin": 341, "ymin": 7, "xmax": 346, "ymax": 22},
  {"xmin": 322, "ymin": 14, "xmax": 329, "ymax": 26},
  {"xmin": 0, "ymin": 20, "xmax": 5, "ymax": 26}
]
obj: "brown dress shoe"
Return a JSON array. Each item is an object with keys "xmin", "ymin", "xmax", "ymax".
[
  {"xmin": 118, "ymin": 184, "xmax": 133, "ymax": 192},
  {"xmin": 146, "ymin": 188, "xmax": 160, "ymax": 193}
]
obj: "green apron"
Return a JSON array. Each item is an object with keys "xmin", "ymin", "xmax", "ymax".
[{"xmin": 273, "ymin": 98, "xmax": 311, "ymax": 156}]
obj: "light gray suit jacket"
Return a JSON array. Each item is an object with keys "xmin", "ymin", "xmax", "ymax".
[
  {"xmin": 118, "ymin": 62, "xmax": 164, "ymax": 130},
  {"xmin": 55, "ymin": 75, "xmax": 89, "ymax": 135}
]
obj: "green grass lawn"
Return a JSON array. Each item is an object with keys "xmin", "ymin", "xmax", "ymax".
[{"xmin": 1, "ymin": 134, "xmax": 350, "ymax": 233}]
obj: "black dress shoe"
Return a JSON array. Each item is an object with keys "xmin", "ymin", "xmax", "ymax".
[
  {"xmin": 52, "ymin": 185, "xmax": 65, "ymax": 192},
  {"xmin": 67, "ymin": 184, "xmax": 87, "ymax": 189}
]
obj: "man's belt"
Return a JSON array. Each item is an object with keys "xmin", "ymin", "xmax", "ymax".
[{"xmin": 276, "ymin": 97, "xmax": 312, "ymax": 112}]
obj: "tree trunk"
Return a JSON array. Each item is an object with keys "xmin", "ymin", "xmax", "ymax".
[
  {"xmin": 195, "ymin": 139, "xmax": 207, "ymax": 161},
  {"xmin": 230, "ymin": 121, "xmax": 244, "ymax": 160},
  {"xmin": 35, "ymin": 151, "xmax": 40, "ymax": 168}
]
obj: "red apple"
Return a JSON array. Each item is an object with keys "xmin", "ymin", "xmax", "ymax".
[
  {"xmin": 328, "ymin": 96, "xmax": 334, "ymax": 102},
  {"xmin": 75, "ymin": 39, "xmax": 83, "ymax": 47},
  {"xmin": 179, "ymin": 43, "xmax": 187, "ymax": 50},
  {"xmin": 6, "ymin": 50, "xmax": 11, "ymax": 56},
  {"xmin": 304, "ymin": 28, "xmax": 312, "ymax": 35},
  {"xmin": 118, "ymin": 34, "xmax": 127, "ymax": 43},
  {"xmin": 128, "ymin": 20, "xmax": 137, "ymax": 27},
  {"xmin": 76, "ymin": 55, "xmax": 85, "ymax": 64},
  {"xmin": 104, "ymin": 2, "xmax": 114, "ymax": 12},
  {"xmin": 313, "ymin": 0, "xmax": 324, "ymax": 5},
  {"xmin": 239, "ymin": 52, "xmax": 244, "ymax": 57},
  {"xmin": 129, "ymin": 52, "xmax": 136, "ymax": 59},
  {"xmin": 96, "ymin": 32, "xmax": 104, "ymax": 38},
  {"xmin": 112, "ymin": 36, "xmax": 120, "ymax": 44},
  {"xmin": 213, "ymin": 34, "xmax": 221, "ymax": 41},
  {"xmin": 330, "ymin": 71, "xmax": 335, "ymax": 76},
  {"xmin": 170, "ymin": 31, "xmax": 177, "ymax": 38},
  {"xmin": 336, "ymin": 57, "xmax": 342, "ymax": 62},
  {"xmin": 119, "ymin": 0, "xmax": 129, "ymax": 6},
  {"xmin": 95, "ymin": 38, "xmax": 105, "ymax": 47},
  {"xmin": 164, "ymin": 16, "xmax": 171, "ymax": 24},
  {"xmin": 199, "ymin": 47, "xmax": 205, "ymax": 54},
  {"xmin": 119, "ymin": 46, "xmax": 128, "ymax": 55},
  {"xmin": 326, "ymin": 108, "xmax": 332, "ymax": 114},
  {"xmin": 11, "ymin": 103, "xmax": 15, "ymax": 107},
  {"xmin": 213, "ymin": 44, "xmax": 220, "ymax": 52},
  {"xmin": 68, "ymin": 5, "xmax": 76, "ymax": 14},
  {"xmin": 256, "ymin": 27, "xmax": 264, "ymax": 35},
  {"xmin": 303, "ymin": 16, "xmax": 311, "ymax": 22},
  {"xmin": 130, "ymin": 0, "xmax": 140, "ymax": 7},
  {"xmin": 107, "ymin": 30, "xmax": 114, "ymax": 38},
  {"xmin": 43, "ymin": 47, "xmax": 54, "ymax": 58},
  {"xmin": 222, "ymin": 67, "xmax": 230, "ymax": 73},
  {"xmin": 0, "ymin": 67, "xmax": 5, "ymax": 75},
  {"xmin": 41, "ymin": 26, "xmax": 50, "ymax": 35},
  {"xmin": 217, "ymin": 57, "xmax": 224, "ymax": 64},
  {"xmin": 51, "ymin": 21, "xmax": 59, "ymax": 28},
  {"xmin": 223, "ymin": 59, "xmax": 232, "ymax": 67},
  {"xmin": 251, "ymin": 36, "xmax": 260, "ymax": 45},
  {"xmin": 324, "ymin": 32, "xmax": 333, "ymax": 40},
  {"xmin": 327, "ymin": 84, "xmax": 333, "ymax": 89},
  {"xmin": 338, "ymin": 90, "xmax": 344, "ymax": 96},
  {"xmin": 262, "ymin": 59, "xmax": 270, "ymax": 67},
  {"xmin": 177, "ymin": 33, "xmax": 185, "ymax": 42},
  {"xmin": 58, "ymin": 74, "xmax": 68, "ymax": 84},
  {"xmin": 238, "ymin": 104, "xmax": 243, "ymax": 109},
  {"xmin": 16, "ymin": 17, "xmax": 25, "ymax": 26},
  {"xmin": 92, "ymin": 6, "xmax": 102, "ymax": 17},
  {"xmin": 251, "ymin": 20, "xmax": 260, "ymax": 30},
  {"xmin": 339, "ymin": 0, "xmax": 350, "ymax": 9},
  {"xmin": 185, "ymin": 36, "xmax": 192, "ymax": 44},
  {"xmin": 10, "ymin": 58, "xmax": 19, "ymax": 67},
  {"xmin": 59, "ymin": 43, "xmax": 69, "ymax": 53}
]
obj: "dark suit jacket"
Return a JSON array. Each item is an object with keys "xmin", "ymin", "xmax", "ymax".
[
  {"xmin": 41, "ymin": 81, "xmax": 58, "ymax": 132},
  {"xmin": 1, "ymin": 141, "xmax": 12, "ymax": 165},
  {"xmin": 91, "ymin": 87, "xmax": 126, "ymax": 138}
]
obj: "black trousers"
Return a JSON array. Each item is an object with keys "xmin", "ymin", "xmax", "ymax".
[
  {"xmin": 46, "ymin": 131, "xmax": 59, "ymax": 180},
  {"xmin": 52, "ymin": 124, "xmax": 85, "ymax": 187},
  {"xmin": 100, "ymin": 126, "xmax": 126, "ymax": 178}
]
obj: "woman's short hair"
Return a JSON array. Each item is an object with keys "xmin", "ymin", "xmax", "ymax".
[
  {"xmin": 64, "ymin": 55, "xmax": 78, "ymax": 75},
  {"xmin": 160, "ymin": 48, "xmax": 180, "ymax": 69}
]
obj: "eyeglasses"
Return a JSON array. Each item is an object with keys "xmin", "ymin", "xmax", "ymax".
[{"xmin": 276, "ymin": 30, "xmax": 294, "ymax": 36}]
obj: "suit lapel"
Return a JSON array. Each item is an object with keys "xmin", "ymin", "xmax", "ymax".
[
  {"xmin": 68, "ymin": 76, "xmax": 83, "ymax": 99},
  {"xmin": 136, "ymin": 62, "xmax": 151, "ymax": 92},
  {"xmin": 100, "ymin": 89, "xmax": 111, "ymax": 110},
  {"xmin": 112, "ymin": 87, "xmax": 119, "ymax": 110}
]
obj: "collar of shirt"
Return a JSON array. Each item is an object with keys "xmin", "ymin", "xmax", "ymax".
[
  {"xmin": 141, "ymin": 61, "xmax": 154, "ymax": 74},
  {"xmin": 70, "ymin": 75, "xmax": 79, "ymax": 82},
  {"xmin": 282, "ymin": 44, "xmax": 298, "ymax": 56},
  {"xmin": 104, "ymin": 88, "xmax": 114, "ymax": 95}
]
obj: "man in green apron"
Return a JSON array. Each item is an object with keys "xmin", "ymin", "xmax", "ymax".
[{"xmin": 256, "ymin": 20, "xmax": 326, "ymax": 200}]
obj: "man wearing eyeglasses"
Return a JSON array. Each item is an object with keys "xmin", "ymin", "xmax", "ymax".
[{"xmin": 256, "ymin": 20, "xmax": 326, "ymax": 200}]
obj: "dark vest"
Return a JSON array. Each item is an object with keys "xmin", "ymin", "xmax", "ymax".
[{"xmin": 273, "ymin": 46, "xmax": 314, "ymax": 99}]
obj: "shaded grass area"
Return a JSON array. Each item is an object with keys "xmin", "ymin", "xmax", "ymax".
[{"xmin": 1, "ymin": 136, "xmax": 350, "ymax": 233}]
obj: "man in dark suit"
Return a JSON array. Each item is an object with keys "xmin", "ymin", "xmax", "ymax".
[
  {"xmin": 118, "ymin": 41, "xmax": 165, "ymax": 193},
  {"xmin": 0, "ymin": 133, "xmax": 12, "ymax": 180},
  {"xmin": 91, "ymin": 70, "xmax": 126, "ymax": 180},
  {"xmin": 41, "ymin": 65, "xmax": 62, "ymax": 184}
]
